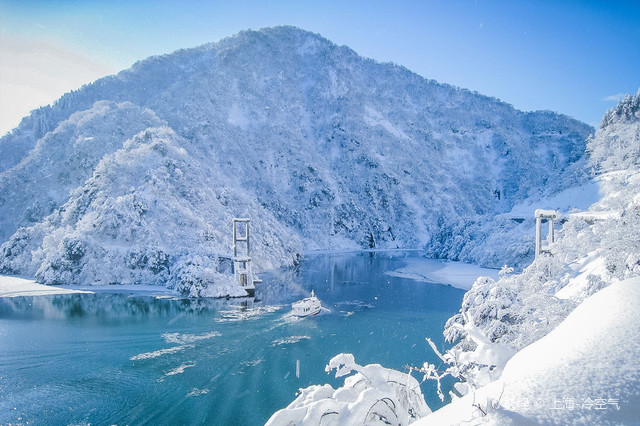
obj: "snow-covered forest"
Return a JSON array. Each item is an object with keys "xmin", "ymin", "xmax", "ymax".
[{"xmin": 0, "ymin": 26, "xmax": 593, "ymax": 296}]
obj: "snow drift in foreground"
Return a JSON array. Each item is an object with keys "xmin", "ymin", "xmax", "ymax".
[
  {"xmin": 0, "ymin": 26, "xmax": 592, "ymax": 295},
  {"xmin": 419, "ymin": 276, "xmax": 640, "ymax": 425}
]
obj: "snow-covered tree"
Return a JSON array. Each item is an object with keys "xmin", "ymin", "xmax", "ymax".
[{"xmin": 266, "ymin": 353, "xmax": 430, "ymax": 425}]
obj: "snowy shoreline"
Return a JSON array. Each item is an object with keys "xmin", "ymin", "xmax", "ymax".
[
  {"xmin": 384, "ymin": 256, "xmax": 499, "ymax": 290},
  {"xmin": 0, "ymin": 251, "xmax": 497, "ymax": 298},
  {"xmin": 0, "ymin": 275, "xmax": 94, "ymax": 297},
  {"xmin": 417, "ymin": 276, "xmax": 640, "ymax": 425},
  {"xmin": 0, "ymin": 275, "xmax": 181, "ymax": 298}
]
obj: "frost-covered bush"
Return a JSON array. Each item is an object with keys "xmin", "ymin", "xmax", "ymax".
[
  {"xmin": 266, "ymin": 353, "xmax": 430, "ymax": 425},
  {"xmin": 167, "ymin": 254, "xmax": 246, "ymax": 298}
]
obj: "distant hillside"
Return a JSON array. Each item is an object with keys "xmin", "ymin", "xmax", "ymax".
[{"xmin": 0, "ymin": 26, "xmax": 593, "ymax": 295}]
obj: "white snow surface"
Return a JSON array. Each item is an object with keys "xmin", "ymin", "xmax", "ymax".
[
  {"xmin": 505, "ymin": 179, "xmax": 601, "ymax": 220},
  {"xmin": 0, "ymin": 274, "xmax": 92, "ymax": 297},
  {"xmin": 266, "ymin": 353, "xmax": 431, "ymax": 425},
  {"xmin": 418, "ymin": 276, "xmax": 640, "ymax": 425},
  {"xmin": 385, "ymin": 257, "xmax": 499, "ymax": 290}
]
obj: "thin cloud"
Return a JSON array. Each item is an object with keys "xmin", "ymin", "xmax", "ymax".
[
  {"xmin": 603, "ymin": 93, "xmax": 625, "ymax": 102},
  {"xmin": 0, "ymin": 35, "xmax": 116, "ymax": 136}
]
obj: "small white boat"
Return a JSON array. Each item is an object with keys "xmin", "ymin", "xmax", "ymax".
[{"xmin": 291, "ymin": 290, "xmax": 322, "ymax": 317}]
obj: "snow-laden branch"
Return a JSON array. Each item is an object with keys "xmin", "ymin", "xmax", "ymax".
[{"xmin": 267, "ymin": 353, "xmax": 430, "ymax": 425}]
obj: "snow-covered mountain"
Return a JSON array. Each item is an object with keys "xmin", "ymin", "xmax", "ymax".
[{"xmin": 0, "ymin": 26, "xmax": 593, "ymax": 294}]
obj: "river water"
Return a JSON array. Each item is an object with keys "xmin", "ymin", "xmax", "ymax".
[{"xmin": 0, "ymin": 251, "xmax": 464, "ymax": 425}]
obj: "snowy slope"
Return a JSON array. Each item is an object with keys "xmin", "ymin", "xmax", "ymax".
[
  {"xmin": 0, "ymin": 101, "xmax": 165, "ymax": 242},
  {"xmin": 419, "ymin": 276, "xmax": 640, "ymax": 425},
  {"xmin": 0, "ymin": 26, "xmax": 593, "ymax": 293}
]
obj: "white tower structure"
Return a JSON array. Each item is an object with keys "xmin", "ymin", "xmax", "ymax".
[
  {"xmin": 534, "ymin": 209, "xmax": 558, "ymax": 258},
  {"xmin": 232, "ymin": 218, "xmax": 261, "ymax": 296}
]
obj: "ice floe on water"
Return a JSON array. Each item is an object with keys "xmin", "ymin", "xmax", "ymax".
[
  {"xmin": 334, "ymin": 300, "xmax": 374, "ymax": 310},
  {"xmin": 130, "ymin": 345, "xmax": 193, "ymax": 361},
  {"xmin": 186, "ymin": 388, "xmax": 210, "ymax": 398},
  {"xmin": 215, "ymin": 305, "xmax": 282, "ymax": 322},
  {"xmin": 241, "ymin": 359, "xmax": 264, "ymax": 367},
  {"xmin": 163, "ymin": 362, "xmax": 197, "ymax": 377},
  {"xmin": 271, "ymin": 335, "xmax": 311, "ymax": 346},
  {"xmin": 334, "ymin": 300, "xmax": 374, "ymax": 317},
  {"xmin": 162, "ymin": 331, "xmax": 221, "ymax": 344},
  {"xmin": 131, "ymin": 331, "xmax": 221, "ymax": 362}
]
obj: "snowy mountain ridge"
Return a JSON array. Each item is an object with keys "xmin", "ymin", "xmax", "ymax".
[{"xmin": 0, "ymin": 26, "xmax": 593, "ymax": 294}]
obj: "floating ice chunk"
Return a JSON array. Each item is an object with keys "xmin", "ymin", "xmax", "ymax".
[
  {"xmin": 130, "ymin": 345, "xmax": 192, "ymax": 361},
  {"xmin": 162, "ymin": 331, "xmax": 221, "ymax": 344},
  {"xmin": 272, "ymin": 335, "xmax": 311, "ymax": 346},
  {"xmin": 186, "ymin": 388, "xmax": 210, "ymax": 397},
  {"xmin": 164, "ymin": 362, "xmax": 196, "ymax": 377}
]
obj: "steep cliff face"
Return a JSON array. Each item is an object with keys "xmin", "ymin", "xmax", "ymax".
[{"xmin": 0, "ymin": 26, "xmax": 593, "ymax": 293}]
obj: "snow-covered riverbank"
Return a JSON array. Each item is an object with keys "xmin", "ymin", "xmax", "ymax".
[
  {"xmin": 0, "ymin": 275, "xmax": 93, "ymax": 297},
  {"xmin": 1, "ymin": 251, "xmax": 497, "ymax": 298},
  {"xmin": 385, "ymin": 257, "xmax": 499, "ymax": 290},
  {"xmin": 0, "ymin": 275, "xmax": 187, "ymax": 298}
]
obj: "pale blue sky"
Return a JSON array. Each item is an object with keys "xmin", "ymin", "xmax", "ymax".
[{"xmin": 1, "ymin": 0, "xmax": 639, "ymax": 135}]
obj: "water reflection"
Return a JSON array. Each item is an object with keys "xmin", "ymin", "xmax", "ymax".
[
  {"xmin": 0, "ymin": 293, "xmax": 259, "ymax": 321},
  {"xmin": 1, "ymin": 251, "xmax": 457, "ymax": 322},
  {"xmin": 256, "ymin": 251, "xmax": 407, "ymax": 304}
]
